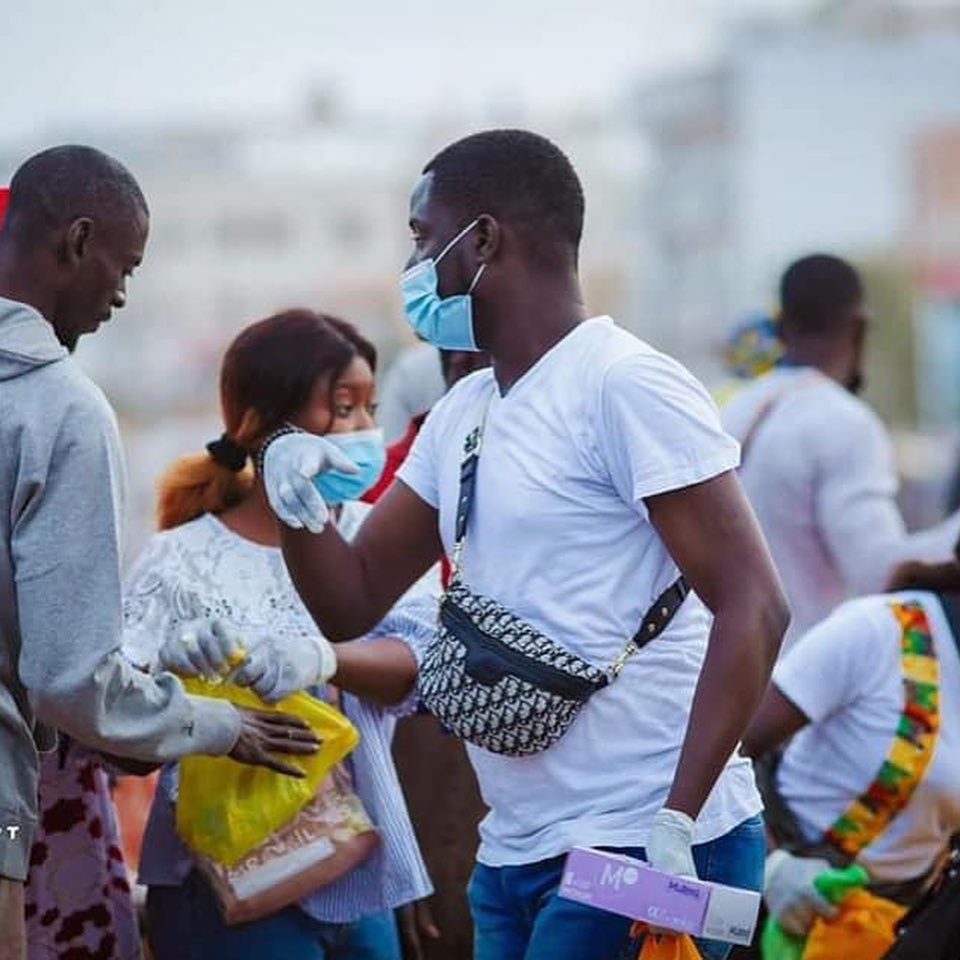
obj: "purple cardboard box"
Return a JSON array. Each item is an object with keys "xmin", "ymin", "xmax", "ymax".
[
  {"xmin": 558, "ymin": 847, "xmax": 760, "ymax": 945},
  {"xmin": 559, "ymin": 847, "xmax": 709, "ymax": 936}
]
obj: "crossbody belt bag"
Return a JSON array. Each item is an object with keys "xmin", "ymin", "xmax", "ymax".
[{"xmin": 417, "ymin": 397, "xmax": 688, "ymax": 758}]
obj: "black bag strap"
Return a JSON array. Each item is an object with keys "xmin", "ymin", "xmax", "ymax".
[
  {"xmin": 449, "ymin": 393, "xmax": 688, "ymax": 675},
  {"xmin": 617, "ymin": 579, "xmax": 690, "ymax": 670},
  {"xmin": 450, "ymin": 408, "xmax": 488, "ymax": 576},
  {"xmin": 937, "ymin": 591, "xmax": 960, "ymax": 655}
]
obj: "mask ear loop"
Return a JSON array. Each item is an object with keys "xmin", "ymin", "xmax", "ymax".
[
  {"xmin": 434, "ymin": 217, "xmax": 481, "ymax": 266},
  {"xmin": 468, "ymin": 263, "xmax": 486, "ymax": 293}
]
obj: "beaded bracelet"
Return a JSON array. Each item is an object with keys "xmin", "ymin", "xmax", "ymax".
[{"xmin": 254, "ymin": 424, "xmax": 303, "ymax": 476}]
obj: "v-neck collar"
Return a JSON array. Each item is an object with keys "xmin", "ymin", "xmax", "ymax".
[{"xmin": 491, "ymin": 316, "xmax": 611, "ymax": 402}]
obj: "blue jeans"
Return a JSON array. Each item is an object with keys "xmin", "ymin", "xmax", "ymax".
[
  {"xmin": 146, "ymin": 871, "xmax": 402, "ymax": 960},
  {"xmin": 468, "ymin": 815, "xmax": 765, "ymax": 960}
]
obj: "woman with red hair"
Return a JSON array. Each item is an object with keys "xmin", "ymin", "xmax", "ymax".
[{"xmin": 123, "ymin": 309, "xmax": 436, "ymax": 960}]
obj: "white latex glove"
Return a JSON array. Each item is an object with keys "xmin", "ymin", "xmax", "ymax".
[
  {"xmin": 232, "ymin": 634, "xmax": 338, "ymax": 704},
  {"xmin": 262, "ymin": 432, "xmax": 358, "ymax": 533},
  {"xmin": 764, "ymin": 849, "xmax": 839, "ymax": 936},
  {"xmin": 646, "ymin": 807, "xmax": 698, "ymax": 879},
  {"xmin": 159, "ymin": 619, "xmax": 244, "ymax": 680}
]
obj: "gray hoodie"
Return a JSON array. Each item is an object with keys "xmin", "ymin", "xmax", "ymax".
[{"xmin": 0, "ymin": 297, "xmax": 240, "ymax": 881}]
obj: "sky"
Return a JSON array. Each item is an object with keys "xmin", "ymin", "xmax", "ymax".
[{"xmin": 0, "ymin": 0, "xmax": 814, "ymax": 144}]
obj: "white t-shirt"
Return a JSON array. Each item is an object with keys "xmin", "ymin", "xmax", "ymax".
[
  {"xmin": 397, "ymin": 316, "xmax": 761, "ymax": 867},
  {"xmin": 775, "ymin": 591, "xmax": 960, "ymax": 883},
  {"xmin": 722, "ymin": 367, "xmax": 960, "ymax": 650}
]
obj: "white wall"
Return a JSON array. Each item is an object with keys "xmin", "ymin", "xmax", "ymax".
[
  {"xmin": 636, "ymin": 22, "xmax": 960, "ymax": 379},
  {"xmin": 734, "ymin": 28, "xmax": 960, "ymax": 308}
]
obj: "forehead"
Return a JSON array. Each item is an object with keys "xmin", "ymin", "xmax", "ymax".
[
  {"xmin": 333, "ymin": 355, "xmax": 374, "ymax": 388},
  {"xmin": 408, "ymin": 172, "xmax": 458, "ymax": 232}
]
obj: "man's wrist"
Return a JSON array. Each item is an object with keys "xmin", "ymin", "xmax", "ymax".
[{"xmin": 663, "ymin": 791, "xmax": 701, "ymax": 822}]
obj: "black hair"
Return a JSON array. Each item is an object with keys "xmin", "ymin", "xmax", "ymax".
[
  {"xmin": 780, "ymin": 254, "xmax": 864, "ymax": 337},
  {"xmin": 1, "ymin": 145, "xmax": 148, "ymax": 246},
  {"xmin": 423, "ymin": 129, "xmax": 584, "ymax": 264},
  {"xmin": 887, "ymin": 558, "xmax": 960, "ymax": 593}
]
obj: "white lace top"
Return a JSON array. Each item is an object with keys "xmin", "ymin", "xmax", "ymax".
[{"xmin": 122, "ymin": 502, "xmax": 438, "ymax": 922}]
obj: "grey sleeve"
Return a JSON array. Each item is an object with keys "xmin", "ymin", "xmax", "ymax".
[{"xmin": 12, "ymin": 397, "xmax": 240, "ymax": 761}]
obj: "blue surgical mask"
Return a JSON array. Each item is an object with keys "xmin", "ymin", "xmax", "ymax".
[
  {"xmin": 311, "ymin": 428, "xmax": 386, "ymax": 504},
  {"xmin": 399, "ymin": 219, "xmax": 486, "ymax": 351}
]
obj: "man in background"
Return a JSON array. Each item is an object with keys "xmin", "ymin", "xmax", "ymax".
[{"xmin": 723, "ymin": 254, "xmax": 960, "ymax": 648}]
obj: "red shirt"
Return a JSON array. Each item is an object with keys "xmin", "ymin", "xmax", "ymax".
[
  {"xmin": 363, "ymin": 415, "xmax": 425, "ymax": 504},
  {"xmin": 364, "ymin": 414, "xmax": 451, "ymax": 586}
]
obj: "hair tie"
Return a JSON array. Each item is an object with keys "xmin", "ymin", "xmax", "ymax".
[{"xmin": 205, "ymin": 433, "xmax": 248, "ymax": 473}]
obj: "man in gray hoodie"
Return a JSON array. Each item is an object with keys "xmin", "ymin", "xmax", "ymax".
[{"xmin": 0, "ymin": 146, "xmax": 318, "ymax": 957}]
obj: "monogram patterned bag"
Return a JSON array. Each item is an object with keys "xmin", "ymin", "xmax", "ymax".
[{"xmin": 418, "ymin": 397, "xmax": 688, "ymax": 757}]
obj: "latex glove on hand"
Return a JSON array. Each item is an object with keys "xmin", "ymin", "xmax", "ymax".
[
  {"xmin": 233, "ymin": 634, "xmax": 338, "ymax": 704},
  {"xmin": 645, "ymin": 808, "xmax": 698, "ymax": 936},
  {"xmin": 160, "ymin": 619, "xmax": 245, "ymax": 681},
  {"xmin": 261, "ymin": 432, "xmax": 358, "ymax": 534},
  {"xmin": 647, "ymin": 807, "xmax": 698, "ymax": 878},
  {"xmin": 764, "ymin": 849, "xmax": 838, "ymax": 936}
]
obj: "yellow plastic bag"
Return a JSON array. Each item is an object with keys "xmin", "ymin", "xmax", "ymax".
[
  {"xmin": 176, "ymin": 679, "xmax": 359, "ymax": 866},
  {"xmin": 801, "ymin": 889, "xmax": 906, "ymax": 960},
  {"xmin": 631, "ymin": 923, "xmax": 704, "ymax": 959}
]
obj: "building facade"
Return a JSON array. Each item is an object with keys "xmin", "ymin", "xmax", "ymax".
[{"xmin": 634, "ymin": 0, "xmax": 960, "ymax": 381}]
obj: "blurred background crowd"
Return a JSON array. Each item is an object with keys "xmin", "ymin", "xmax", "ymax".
[{"xmin": 5, "ymin": 0, "xmax": 960, "ymax": 558}]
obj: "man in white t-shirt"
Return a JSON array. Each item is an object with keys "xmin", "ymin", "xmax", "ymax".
[
  {"xmin": 723, "ymin": 255, "xmax": 960, "ymax": 650},
  {"xmin": 742, "ymin": 542, "xmax": 960, "ymax": 937},
  {"xmin": 260, "ymin": 129, "xmax": 789, "ymax": 960}
]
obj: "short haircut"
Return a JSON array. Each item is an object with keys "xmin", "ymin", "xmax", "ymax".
[
  {"xmin": 780, "ymin": 254, "xmax": 864, "ymax": 336},
  {"xmin": 423, "ymin": 129, "xmax": 585, "ymax": 263},
  {"xmin": 1, "ymin": 145, "xmax": 147, "ymax": 246}
]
